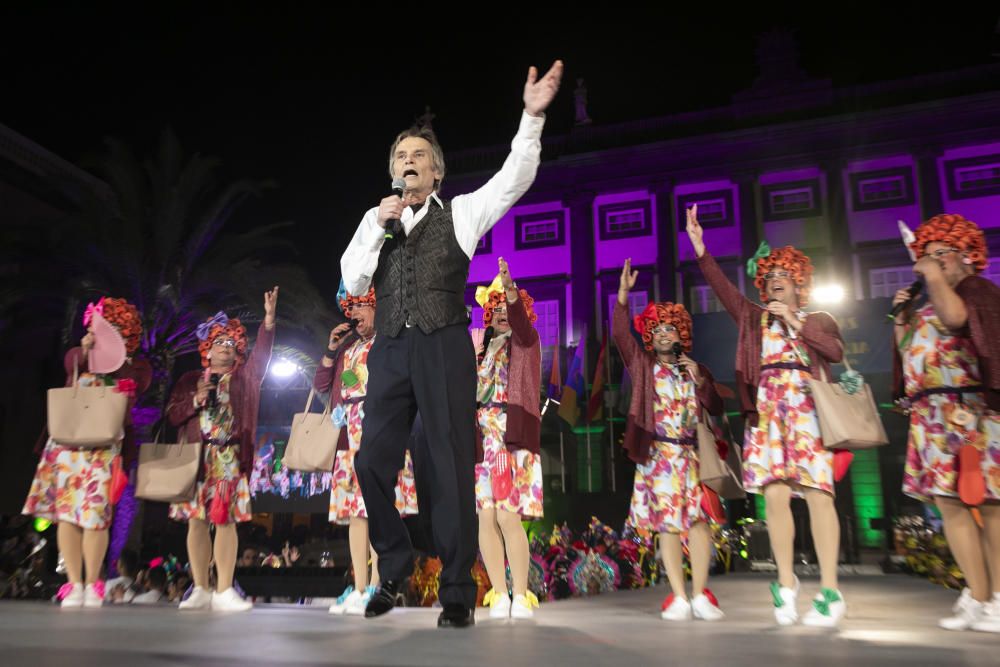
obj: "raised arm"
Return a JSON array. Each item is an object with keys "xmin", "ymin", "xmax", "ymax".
[
  {"xmin": 687, "ymin": 205, "xmax": 755, "ymax": 322},
  {"xmin": 450, "ymin": 61, "xmax": 563, "ymax": 257},
  {"xmin": 612, "ymin": 259, "xmax": 643, "ymax": 367},
  {"xmin": 499, "ymin": 257, "xmax": 538, "ymax": 348},
  {"xmin": 247, "ymin": 287, "xmax": 278, "ymax": 385}
]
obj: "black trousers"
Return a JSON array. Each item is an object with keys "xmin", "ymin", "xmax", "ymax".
[{"xmin": 356, "ymin": 322, "xmax": 478, "ymax": 608}]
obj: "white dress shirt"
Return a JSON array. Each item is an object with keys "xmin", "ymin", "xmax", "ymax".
[{"xmin": 340, "ymin": 111, "xmax": 545, "ymax": 296}]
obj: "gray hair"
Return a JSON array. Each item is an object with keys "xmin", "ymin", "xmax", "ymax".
[{"xmin": 387, "ymin": 125, "xmax": 446, "ymax": 192}]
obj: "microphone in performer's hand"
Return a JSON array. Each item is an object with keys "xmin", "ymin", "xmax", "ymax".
[
  {"xmin": 332, "ymin": 319, "xmax": 359, "ymax": 343},
  {"xmin": 671, "ymin": 342, "xmax": 683, "ymax": 362},
  {"xmin": 208, "ymin": 373, "xmax": 220, "ymax": 410},
  {"xmin": 385, "ymin": 177, "xmax": 406, "ymax": 239},
  {"xmin": 478, "ymin": 326, "xmax": 495, "ymax": 363},
  {"xmin": 888, "ymin": 281, "xmax": 923, "ymax": 320},
  {"xmin": 766, "ymin": 298, "xmax": 778, "ymax": 327}
]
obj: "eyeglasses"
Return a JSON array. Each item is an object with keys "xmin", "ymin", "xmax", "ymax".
[
  {"xmin": 651, "ymin": 325, "xmax": 677, "ymax": 335},
  {"xmin": 212, "ymin": 339, "xmax": 236, "ymax": 348},
  {"xmin": 763, "ymin": 271, "xmax": 791, "ymax": 281},
  {"xmin": 926, "ymin": 248, "xmax": 958, "ymax": 259}
]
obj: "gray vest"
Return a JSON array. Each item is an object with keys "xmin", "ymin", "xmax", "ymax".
[{"xmin": 373, "ymin": 199, "xmax": 471, "ymax": 337}]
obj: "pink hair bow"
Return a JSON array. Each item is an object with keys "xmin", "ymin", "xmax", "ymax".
[{"xmin": 82, "ymin": 297, "xmax": 106, "ymax": 326}]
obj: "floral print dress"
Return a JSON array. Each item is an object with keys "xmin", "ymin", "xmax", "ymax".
[
  {"xmin": 23, "ymin": 373, "xmax": 123, "ymax": 530},
  {"xmin": 743, "ymin": 314, "xmax": 833, "ymax": 496},
  {"xmin": 474, "ymin": 332, "xmax": 544, "ymax": 518},
  {"xmin": 902, "ymin": 304, "xmax": 1000, "ymax": 502},
  {"xmin": 627, "ymin": 362, "xmax": 711, "ymax": 536},
  {"xmin": 169, "ymin": 373, "xmax": 253, "ymax": 524},
  {"xmin": 329, "ymin": 335, "xmax": 418, "ymax": 525}
]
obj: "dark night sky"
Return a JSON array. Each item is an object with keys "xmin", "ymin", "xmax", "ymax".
[{"xmin": 3, "ymin": 3, "xmax": 998, "ymax": 295}]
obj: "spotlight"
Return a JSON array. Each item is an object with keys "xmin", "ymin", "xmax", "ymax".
[
  {"xmin": 270, "ymin": 359, "xmax": 299, "ymax": 378},
  {"xmin": 812, "ymin": 284, "xmax": 845, "ymax": 304}
]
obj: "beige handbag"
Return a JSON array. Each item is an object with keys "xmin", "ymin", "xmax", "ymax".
[
  {"xmin": 697, "ymin": 411, "xmax": 746, "ymax": 500},
  {"xmin": 136, "ymin": 430, "xmax": 202, "ymax": 503},
  {"xmin": 46, "ymin": 357, "xmax": 128, "ymax": 448},
  {"xmin": 809, "ymin": 359, "xmax": 889, "ymax": 450},
  {"xmin": 284, "ymin": 388, "xmax": 339, "ymax": 473}
]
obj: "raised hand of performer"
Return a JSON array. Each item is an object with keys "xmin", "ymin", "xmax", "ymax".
[
  {"xmin": 264, "ymin": 286, "xmax": 279, "ymax": 329},
  {"xmin": 498, "ymin": 256, "xmax": 518, "ymax": 302},
  {"xmin": 618, "ymin": 258, "xmax": 638, "ymax": 306},
  {"xmin": 524, "ymin": 60, "xmax": 564, "ymax": 117},
  {"xmin": 685, "ymin": 204, "xmax": 706, "ymax": 258}
]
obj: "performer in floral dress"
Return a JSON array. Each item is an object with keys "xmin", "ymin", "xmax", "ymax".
[
  {"xmin": 894, "ymin": 214, "xmax": 1000, "ymax": 632},
  {"xmin": 615, "ymin": 259, "xmax": 726, "ymax": 621},
  {"xmin": 474, "ymin": 258, "xmax": 544, "ymax": 620},
  {"xmin": 23, "ymin": 297, "xmax": 150, "ymax": 608},
  {"xmin": 167, "ymin": 287, "xmax": 278, "ymax": 612},
  {"xmin": 687, "ymin": 205, "xmax": 848, "ymax": 627},
  {"xmin": 314, "ymin": 284, "xmax": 417, "ymax": 615}
]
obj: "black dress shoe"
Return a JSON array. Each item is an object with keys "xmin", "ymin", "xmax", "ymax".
[
  {"xmin": 437, "ymin": 603, "xmax": 475, "ymax": 628},
  {"xmin": 364, "ymin": 580, "xmax": 399, "ymax": 618}
]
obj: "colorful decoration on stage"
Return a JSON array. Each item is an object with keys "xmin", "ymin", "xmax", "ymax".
[
  {"xmin": 894, "ymin": 514, "xmax": 965, "ymax": 590},
  {"xmin": 249, "ymin": 430, "xmax": 333, "ymax": 500}
]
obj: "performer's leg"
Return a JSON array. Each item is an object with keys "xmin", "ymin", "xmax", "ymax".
[
  {"xmin": 496, "ymin": 510, "xmax": 529, "ymax": 597},
  {"xmin": 689, "ymin": 521, "xmax": 712, "ymax": 598},
  {"xmin": 478, "ymin": 508, "xmax": 508, "ymax": 593},
  {"xmin": 57, "ymin": 522, "xmax": 84, "ymax": 584},
  {"xmin": 356, "ymin": 334, "xmax": 415, "ymax": 584},
  {"xmin": 979, "ymin": 503, "xmax": 1000, "ymax": 595},
  {"xmin": 214, "ymin": 523, "xmax": 238, "ymax": 592},
  {"xmin": 660, "ymin": 532, "xmax": 687, "ymax": 599},
  {"xmin": 937, "ymin": 496, "xmax": 990, "ymax": 602},
  {"xmin": 411, "ymin": 324, "xmax": 478, "ymax": 609},
  {"xmin": 763, "ymin": 482, "xmax": 796, "ymax": 588},
  {"xmin": 187, "ymin": 519, "xmax": 213, "ymax": 589},
  {"xmin": 803, "ymin": 488, "xmax": 840, "ymax": 590},
  {"xmin": 349, "ymin": 517, "xmax": 370, "ymax": 590},
  {"xmin": 82, "ymin": 528, "xmax": 109, "ymax": 585}
]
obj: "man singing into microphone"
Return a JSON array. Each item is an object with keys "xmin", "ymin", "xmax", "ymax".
[{"xmin": 340, "ymin": 60, "xmax": 562, "ymax": 628}]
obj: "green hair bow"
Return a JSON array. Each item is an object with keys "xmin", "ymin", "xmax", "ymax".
[{"xmin": 746, "ymin": 241, "xmax": 771, "ymax": 278}]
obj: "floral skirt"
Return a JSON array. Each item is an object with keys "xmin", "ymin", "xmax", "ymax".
[
  {"xmin": 627, "ymin": 439, "xmax": 710, "ymax": 536},
  {"xmin": 475, "ymin": 407, "xmax": 544, "ymax": 518},
  {"xmin": 329, "ymin": 448, "xmax": 418, "ymax": 525},
  {"xmin": 742, "ymin": 368, "xmax": 833, "ymax": 497},
  {"xmin": 22, "ymin": 438, "xmax": 118, "ymax": 530},
  {"xmin": 903, "ymin": 395, "xmax": 1000, "ymax": 503},
  {"xmin": 169, "ymin": 445, "xmax": 252, "ymax": 524}
]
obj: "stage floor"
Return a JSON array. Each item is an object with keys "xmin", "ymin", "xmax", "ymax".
[{"xmin": 0, "ymin": 573, "xmax": 994, "ymax": 666}]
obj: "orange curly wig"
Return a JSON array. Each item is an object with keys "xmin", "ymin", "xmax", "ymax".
[
  {"xmin": 482, "ymin": 289, "xmax": 537, "ymax": 327},
  {"xmin": 753, "ymin": 245, "xmax": 814, "ymax": 306},
  {"xmin": 911, "ymin": 213, "xmax": 988, "ymax": 273},
  {"xmin": 338, "ymin": 287, "xmax": 376, "ymax": 319},
  {"xmin": 633, "ymin": 302, "xmax": 693, "ymax": 352},
  {"xmin": 100, "ymin": 298, "xmax": 142, "ymax": 356},
  {"xmin": 198, "ymin": 318, "xmax": 248, "ymax": 368}
]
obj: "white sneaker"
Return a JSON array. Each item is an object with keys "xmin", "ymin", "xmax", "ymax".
[
  {"xmin": 484, "ymin": 587, "xmax": 511, "ymax": 619},
  {"xmin": 802, "ymin": 588, "xmax": 846, "ymax": 628},
  {"xmin": 971, "ymin": 599, "xmax": 1000, "ymax": 633},
  {"xmin": 770, "ymin": 578, "xmax": 800, "ymax": 626},
  {"xmin": 179, "ymin": 586, "xmax": 213, "ymax": 611},
  {"xmin": 939, "ymin": 593, "xmax": 984, "ymax": 631},
  {"xmin": 691, "ymin": 590, "xmax": 724, "ymax": 621},
  {"xmin": 510, "ymin": 593, "xmax": 539, "ymax": 619},
  {"xmin": 660, "ymin": 594, "xmax": 692, "ymax": 621},
  {"xmin": 329, "ymin": 585, "xmax": 357, "ymax": 615},
  {"xmin": 83, "ymin": 583, "xmax": 104, "ymax": 608},
  {"xmin": 344, "ymin": 587, "xmax": 374, "ymax": 616},
  {"xmin": 60, "ymin": 584, "xmax": 84, "ymax": 608},
  {"xmin": 952, "ymin": 587, "xmax": 971, "ymax": 613},
  {"xmin": 211, "ymin": 587, "xmax": 252, "ymax": 612}
]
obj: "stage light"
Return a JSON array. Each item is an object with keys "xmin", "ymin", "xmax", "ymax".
[
  {"xmin": 34, "ymin": 518, "xmax": 52, "ymax": 532},
  {"xmin": 270, "ymin": 359, "xmax": 299, "ymax": 378},
  {"xmin": 812, "ymin": 284, "xmax": 845, "ymax": 304}
]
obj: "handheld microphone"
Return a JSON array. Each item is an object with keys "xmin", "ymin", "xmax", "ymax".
[
  {"xmin": 671, "ymin": 342, "xmax": 683, "ymax": 361},
  {"xmin": 766, "ymin": 298, "xmax": 778, "ymax": 327},
  {"xmin": 384, "ymin": 178, "xmax": 406, "ymax": 239},
  {"xmin": 208, "ymin": 373, "xmax": 220, "ymax": 410},
  {"xmin": 331, "ymin": 319, "xmax": 359, "ymax": 343},
  {"xmin": 478, "ymin": 326, "xmax": 495, "ymax": 363},
  {"xmin": 888, "ymin": 281, "xmax": 923, "ymax": 320}
]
